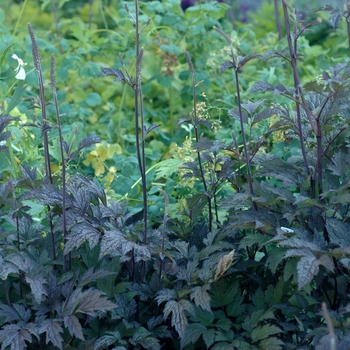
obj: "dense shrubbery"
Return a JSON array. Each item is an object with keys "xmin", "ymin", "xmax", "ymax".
[{"xmin": 1, "ymin": 0, "xmax": 350, "ymax": 349}]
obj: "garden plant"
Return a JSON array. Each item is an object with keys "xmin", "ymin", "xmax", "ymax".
[{"xmin": 1, "ymin": 0, "xmax": 350, "ymax": 349}]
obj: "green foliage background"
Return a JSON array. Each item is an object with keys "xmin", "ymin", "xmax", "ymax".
[{"xmin": 1, "ymin": 0, "xmax": 350, "ymax": 349}]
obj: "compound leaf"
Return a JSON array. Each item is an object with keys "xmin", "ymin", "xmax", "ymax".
[
  {"xmin": 251, "ymin": 324, "xmax": 283, "ymax": 343},
  {"xmin": 39, "ymin": 320, "xmax": 64, "ymax": 350},
  {"xmin": 64, "ymin": 314, "xmax": 84, "ymax": 341}
]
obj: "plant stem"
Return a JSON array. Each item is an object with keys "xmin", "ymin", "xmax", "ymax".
[
  {"xmin": 28, "ymin": 24, "xmax": 56, "ymax": 259},
  {"xmin": 347, "ymin": 1, "xmax": 350, "ymax": 57},
  {"xmin": 51, "ymin": 55, "xmax": 65, "ymax": 265},
  {"xmin": 234, "ymin": 69, "xmax": 254, "ymax": 197},
  {"xmin": 15, "ymin": 212, "xmax": 23, "ymax": 299},
  {"xmin": 3, "ymin": 281, "xmax": 10, "ymax": 306},
  {"xmin": 133, "ymin": 0, "xmax": 148, "ymax": 245},
  {"xmin": 282, "ymin": 2, "xmax": 312, "ymax": 176},
  {"xmin": 274, "ymin": 0, "xmax": 282, "ymax": 40},
  {"xmin": 12, "ymin": 0, "xmax": 29, "ymax": 38},
  {"xmin": 184, "ymin": 50, "xmax": 213, "ymax": 232},
  {"xmin": 158, "ymin": 189, "xmax": 168, "ymax": 291}
]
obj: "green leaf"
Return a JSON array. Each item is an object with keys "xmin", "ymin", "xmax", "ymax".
[
  {"xmin": 238, "ymin": 233, "xmax": 270, "ymax": 250},
  {"xmin": 242, "ymin": 309, "xmax": 276, "ymax": 333},
  {"xmin": 259, "ymin": 336, "xmax": 284, "ymax": 350},
  {"xmin": 181, "ymin": 323, "xmax": 206, "ymax": 348},
  {"xmin": 86, "ymin": 92, "xmax": 101, "ymax": 107},
  {"xmin": 266, "ymin": 247, "xmax": 288, "ymax": 274},
  {"xmin": 210, "ymin": 280, "xmax": 240, "ymax": 308},
  {"xmin": 154, "ymin": 158, "xmax": 183, "ymax": 179},
  {"xmin": 7, "ymin": 80, "xmax": 26, "ymax": 114},
  {"xmin": 251, "ymin": 324, "xmax": 282, "ymax": 343},
  {"xmin": 78, "ymin": 267, "xmax": 116, "ymax": 287},
  {"xmin": 94, "ymin": 331, "xmax": 124, "ymax": 350},
  {"xmin": 203, "ymin": 328, "xmax": 216, "ymax": 348}
]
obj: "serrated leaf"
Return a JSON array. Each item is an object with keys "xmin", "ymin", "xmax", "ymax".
[
  {"xmin": 99, "ymin": 229, "xmax": 134, "ymax": 260},
  {"xmin": 134, "ymin": 335, "xmax": 160, "ymax": 350},
  {"xmin": 94, "ymin": 331, "xmax": 124, "ymax": 350},
  {"xmin": 219, "ymin": 61, "xmax": 235, "ymax": 74},
  {"xmin": 250, "ymin": 81, "xmax": 274, "ymax": 93},
  {"xmin": 64, "ymin": 314, "xmax": 85, "ymax": 340},
  {"xmin": 64, "ymin": 222, "xmax": 101, "ymax": 255},
  {"xmin": 237, "ymin": 54, "xmax": 262, "ymax": 67},
  {"xmin": 251, "ymin": 324, "xmax": 282, "ymax": 342},
  {"xmin": 181, "ymin": 323, "xmax": 206, "ymax": 348},
  {"xmin": 259, "ymin": 336, "xmax": 284, "ymax": 350},
  {"xmin": 0, "ymin": 305, "xmax": 20, "ymax": 323},
  {"xmin": 144, "ymin": 123, "xmax": 161, "ymax": 138},
  {"xmin": 156, "ymin": 288, "xmax": 177, "ymax": 305},
  {"xmin": 197, "ymin": 119, "xmax": 212, "ymax": 129},
  {"xmin": 241, "ymin": 99, "xmax": 265, "ymax": 114},
  {"xmin": 114, "ymin": 293, "xmax": 137, "ymax": 319},
  {"xmin": 0, "ymin": 256, "xmax": 19, "ymax": 280},
  {"xmin": 329, "ymin": 8, "xmax": 342, "ymax": 29},
  {"xmin": 242, "ymin": 309, "xmax": 276, "ymax": 332},
  {"xmin": 0, "ymin": 324, "xmax": 32, "ymax": 350},
  {"xmin": 163, "ymin": 299, "xmax": 194, "ymax": 339},
  {"xmin": 210, "ymin": 280, "xmax": 240, "ymax": 308},
  {"xmin": 25, "ymin": 274, "xmax": 47, "ymax": 304},
  {"xmin": 190, "ymin": 284, "xmax": 211, "ymax": 312},
  {"xmin": 326, "ymin": 218, "xmax": 350, "ymax": 246},
  {"xmin": 99, "ymin": 67, "xmax": 126, "ymax": 82},
  {"xmin": 78, "ymin": 267, "xmax": 116, "ymax": 287},
  {"xmin": 177, "ymin": 117, "xmax": 191, "ymax": 125},
  {"xmin": 252, "ymin": 107, "xmax": 280, "ymax": 126},
  {"xmin": 76, "ymin": 289, "xmax": 116, "ymax": 316},
  {"xmin": 65, "ymin": 287, "xmax": 116, "ymax": 316},
  {"xmin": 284, "ymin": 248, "xmax": 315, "ymax": 259},
  {"xmin": 39, "ymin": 320, "xmax": 64, "ymax": 350},
  {"xmin": 297, "ymin": 255, "xmax": 321, "ymax": 290},
  {"xmin": 154, "ymin": 158, "xmax": 183, "ymax": 179},
  {"xmin": 228, "ymin": 107, "xmax": 248, "ymax": 124},
  {"xmin": 238, "ymin": 234, "xmax": 269, "ymax": 250},
  {"xmin": 77, "ymin": 134, "xmax": 101, "ymax": 152},
  {"xmin": 203, "ymin": 328, "xmax": 215, "ymax": 348}
]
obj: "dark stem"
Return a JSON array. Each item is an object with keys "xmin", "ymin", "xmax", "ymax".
[
  {"xmin": 184, "ymin": 50, "xmax": 213, "ymax": 232},
  {"xmin": 28, "ymin": 24, "xmax": 56, "ymax": 259},
  {"xmin": 282, "ymin": 2, "xmax": 311, "ymax": 176},
  {"xmin": 51, "ymin": 54, "xmax": 65, "ymax": 265},
  {"xmin": 158, "ymin": 190, "xmax": 168, "ymax": 291},
  {"xmin": 133, "ymin": 0, "xmax": 148, "ymax": 245},
  {"xmin": 15, "ymin": 213, "xmax": 23, "ymax": 299},
  {"xmin": 3, "ymin": 281, "xmax": 10, "ymax": 306},
  {"xmin": 347, "ymin": 2, "xmax": 350, "ymax": 57},
  {"xmin": 234, "ymin": 69, "xmax": 254, "ymax": 197}
]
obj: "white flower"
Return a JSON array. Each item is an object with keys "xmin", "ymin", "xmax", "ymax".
[
  {"xmin": 11, "ymin": 54, "xmax": 26, "ymax": 80},
  {"xmin": 280, "ymin": 227, "xmax": 294, "ymax": 234}
]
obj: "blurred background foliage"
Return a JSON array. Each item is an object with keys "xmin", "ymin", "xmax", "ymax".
[{"xmin": 1, "ymin": 0, "xmax": 348, "ymax": 212}]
